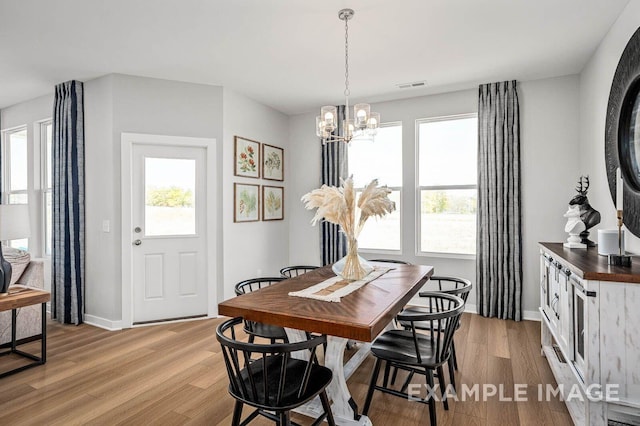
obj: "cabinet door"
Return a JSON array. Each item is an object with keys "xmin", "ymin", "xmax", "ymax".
[
  {"xmin": 558, "ymin": 270, "xmax": 573, "ymax": 352},
  {"xmin": 548, "ymin": 262, "xmax": 560, "ymax": 329}
]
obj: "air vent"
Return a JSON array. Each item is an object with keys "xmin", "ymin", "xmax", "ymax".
[{"xmin": 396, "ymin": 80, "xmax": 427, "ymax": 89}]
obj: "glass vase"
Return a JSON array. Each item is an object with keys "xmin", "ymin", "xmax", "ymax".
[{"xmin": 332, "ymin": 237, "xmax": 373, "ymax": 281}]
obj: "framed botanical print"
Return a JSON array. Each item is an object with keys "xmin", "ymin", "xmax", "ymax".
[
  {"xmin": 262, "ymin": 185, "xmax": 284, "ymax": 221},
  {"xmin": 234, "ymin": 136, "xmax": 260, "ymax": 178},
  {"xmin": 234, "ymin": 183, "xmax": 260, "ymax": 222},
  {"xmin": 262, "ymin": 143, "xmax": 284, "ymax": 181}
]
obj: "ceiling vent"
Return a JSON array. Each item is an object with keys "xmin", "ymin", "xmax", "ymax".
[{"xmin": 396, "ymin": 80, "xmax": 427, "ymax": 89}]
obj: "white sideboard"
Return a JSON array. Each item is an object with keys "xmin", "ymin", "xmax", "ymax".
[{"xmin": 539, "ymin": 243, "xmax": 640, "ymax": 425}]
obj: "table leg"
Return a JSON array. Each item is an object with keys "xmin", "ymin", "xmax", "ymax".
[
  {"xmin": 41, "ymin": 302, "xmax": 46, "ymax": 364},
  {"xmin": 285, "ymin": 328, "xmax": 372, "ymax": 426},
  {"xmin": 11, "ymin": 309, "xmax": 17, "ymax": 352}
]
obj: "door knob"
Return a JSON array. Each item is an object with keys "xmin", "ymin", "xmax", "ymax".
[{"xmin": 133, "ymin": 239, "xmax": 142, "ymax": 246}]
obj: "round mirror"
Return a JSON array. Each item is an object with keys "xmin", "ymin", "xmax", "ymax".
[
  {"xmin": 619, "ymin": 78, "xmax": 640, "ymax": 190},
  {"xmin": 605, "ymin": 26, "xmax": 640, "ymax": 237}
]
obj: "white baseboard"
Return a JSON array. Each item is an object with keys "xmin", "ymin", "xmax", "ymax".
[
  {"xmin": 84, "ymin": 314, "xmax": 123, "ymax": 331},
  {"xmin": 464, "ymin": 303, "xmax": 541, "ymax": 321},
  {"xmin": 463, "ymin": 303, "xmax": 540, "ymax": 321}
]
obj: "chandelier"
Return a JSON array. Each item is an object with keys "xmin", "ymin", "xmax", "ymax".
[{"xmin": 316, "ymin": 9, "xmax": 380, "ymax": 144}]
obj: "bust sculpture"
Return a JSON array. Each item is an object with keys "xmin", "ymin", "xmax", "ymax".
[
  {"xmin": 563, "ymin": 205, "xmax": 586, "ymax": 248},
  {"xmin": 568, "ymin": 176, "xmax": 601, "ymax": 247}
]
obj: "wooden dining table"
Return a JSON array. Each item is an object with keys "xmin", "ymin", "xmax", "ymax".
[{"xmin": 218, "ymin": 262, "xmax": 434, "ymax": 425}]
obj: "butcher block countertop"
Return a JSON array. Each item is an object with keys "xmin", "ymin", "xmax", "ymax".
[{"xmin": 539, "ymin": 242, "xmax": 640, "ymax": 284}]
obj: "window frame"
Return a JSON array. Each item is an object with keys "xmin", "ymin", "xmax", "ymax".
[
  {"xmin": 1, "ymin": 125, "xmax": 29, "ymax": 204},
  {"xmin": 40, "ymin": 119, "xmax": 53, "ymax": 256},
  {"xmin": 415, "ymin": 113, "xmax": 478, "ymax": 259},
  {"xmin": 348, "ymin": 121, "xmax": 403, "ymax": 254}
]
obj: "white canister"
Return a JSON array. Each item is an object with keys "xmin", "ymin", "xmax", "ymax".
[{"xmin": 598, "ymin": 229, "xmax": 624, "ymax": 255}]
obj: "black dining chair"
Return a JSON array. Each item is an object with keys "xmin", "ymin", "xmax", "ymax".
[
  {"xmin": 235, "ymin": 277, "xmax": 288, "ymax": 344},
  {"xmin": 363, "ymin": 292, "xmax": 465, "ymax": 426},
  {"xmin": 217, "ymin": 317, "xmax": 336, "ymax": 426},
  {"xmin": 399, "ymin": 276, "xmax": 472, "ymax": 392},
  {"xmin": 279, "ymin": 265, "xmax": 319, "ymax": 278}
]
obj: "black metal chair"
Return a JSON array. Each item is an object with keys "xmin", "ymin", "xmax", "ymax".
[
  {"xmin": 279, "ymin": 265, "xmax": 319, "ymax": 278},
  {"xmin": 363, "ymin": 292, "xmax": 465, "ymax": 426},
  {"xmin": 368, "ymin": 259, "xmax": 411, "ymax": 265},
  {"xmin": 235, "ymin": 278, "xmax": 288, "ymax": 344},
  {"xmin": 217, "ymin": 317, "xmax": 336, "ymax": 426},
  {"xmin": 400, "ymin": 276, "xmax": 472, "ymax": 392}
]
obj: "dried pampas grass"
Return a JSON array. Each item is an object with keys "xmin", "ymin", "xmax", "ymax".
[{"xmin": 301, "ymin": 176, "xmax": 396, "ymax": 280}]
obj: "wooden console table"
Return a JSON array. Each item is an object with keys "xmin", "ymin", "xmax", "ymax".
[{"xmin": 0, "ymin": 287, "xmax": 50, "ymax": 378}]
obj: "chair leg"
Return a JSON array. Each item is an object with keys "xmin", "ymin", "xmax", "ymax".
[
  {"xmin": 437, "ymin": 365, "xmax": 448, "ymax": 411},
  {"xmin": 363, "ymin": 358, "xmax": 382, "ymax": 416},
  {"xmin": 383, "ymin": 361, "xmax": 391, "ymax": 388},
  {"xmin": 448, "ymin": 358, "xmax": 456, "ymax": 394},
  {"xmin": 425, "ymin": 369, "xmax": 437, "ymax": 426},
  {"xmin": 390, "ymin": 365, "xmax": 399, "ymax": 385},
  {"xmin": 231, "ymin": 400, "xmax": 243, "ymax": 426},
  {"xmin": 278, "ymin": 411, "xmax": 291, "ymax": 426},
  {"xmin": 451, "ymin": 341, "xmax": 458, "ymax": 370},
  {"xmin": 319, "ymin": 390, "xmax": 336, "ymax": 426}
]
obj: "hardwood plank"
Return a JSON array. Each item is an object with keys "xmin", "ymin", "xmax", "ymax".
[
  {"xmin": 507, "ymin": 321, "xmax": 543, "ymax": 386},
  {"xmin": 486, "ymin": 356, "xmax": 519, "ymax": 425},
  {"xmin": 0, "ymin": 315, "xmax": 578, "ymax": 425},
  {"xmin": 487, "ymin": 317, "xmax": 510, "ymax": 358},
  {"xmin": 516, "ymin": 385, "xmax": 556, "ymax": 425},
  {"xmin": 523, "ymin": 320, "xmax": 568, "ymax": 414},
  {"xmin": 455, "ymin": 341, "xmax": 488, "ymax": 420},
  {"xmin": 468, "ymin": 314, "xmax": 489, "ymax": 344}
]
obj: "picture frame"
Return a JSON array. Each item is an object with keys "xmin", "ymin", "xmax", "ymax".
[
  {"xmin": 234, "ymin": 136, "xmax": 260, "ymax": 178},
  {"xmin": 234, "ymin": 183, "xmax": 260, "ymax": 222},
  {"xmin": 262, "ymin": 185, "xmax": 284, "ymax": 221},
  {"xmin": 262, "ymin": 143, "xmax": 284, "ymax": 181}
]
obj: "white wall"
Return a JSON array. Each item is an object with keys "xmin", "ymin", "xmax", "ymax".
[
  {"xmin": 0, "ymin": 94, "xmax": 53, "ymax": 289},
  {"xmin": 579, "ymin": 1, "xmax": 640, "ymax": 252},
  {"xmin": 222, "ymin": 88, "xmax": 290, "ymax": 300},
  {"xmin": 288, "ymin": 75, "xmax": 580, "ymax": 318},
  {"xmin": 84, "ymin": 74, "xmax": 224, "ymax": 325}
]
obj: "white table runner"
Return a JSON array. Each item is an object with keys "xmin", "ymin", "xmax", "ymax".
[{"xmin": 288, "ymin": 267, "xmax": 392, "ymax": 302}]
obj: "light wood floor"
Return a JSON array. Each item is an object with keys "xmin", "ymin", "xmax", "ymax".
[{"xmin": 0, "ymin": 313, "xmax": 571, "ymax": 425}]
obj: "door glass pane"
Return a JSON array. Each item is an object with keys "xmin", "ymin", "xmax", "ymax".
[
  {"xmin": 145, "ymin": 158, "xmax": 196, "ymax": 236},
  {"xmin": 9, "ymin": 129, "xmax": 28, "ymax": 191},
  {"xmin": 576, "ymin": 295, "xmax": 584, "ymax": 359},
  {"xmin": 420, "ymin": 189, "xmax": 477, "ymax": 254}
]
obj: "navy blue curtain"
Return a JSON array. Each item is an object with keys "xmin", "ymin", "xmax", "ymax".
[
  {"xmin": 320, "ymin": 105, "xmax": 347, "ymax": 265},
  {"xmin": 52, "ymin": 80, "xmax": 85, "ymax": 325},
  {"xmin": 476, "ymin": 80, "xmax": 522, "ymax": 321}
]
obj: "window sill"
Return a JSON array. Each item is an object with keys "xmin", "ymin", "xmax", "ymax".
[{"xmin": 415, "ymin": 251, "xmax": 476, "ymax": 261}]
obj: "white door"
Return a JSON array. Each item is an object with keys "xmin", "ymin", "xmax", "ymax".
[{"xmin": 130, "ymin": 143, "xmax": 207, "ymax": 323}]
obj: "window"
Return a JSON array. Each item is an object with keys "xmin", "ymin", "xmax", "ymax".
[
  {"xmin": 41, "ymin": 120, "xmax": 53, "ymax": 255},
  {"xmin": 417, "ymin": 114, "xmax": 477, "ymax": 255},
  {"xmin": 348, "ymin": 123, "xmax": 402, "ymax": 251},
  {"xmin": 1, "ymin": 126, "xmax": 29, "ymax": 250}
]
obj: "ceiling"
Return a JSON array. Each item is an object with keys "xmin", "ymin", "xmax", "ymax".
[{"xmin": 0, "ymin": 0, "xmax": 631, "ymax": 115}]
